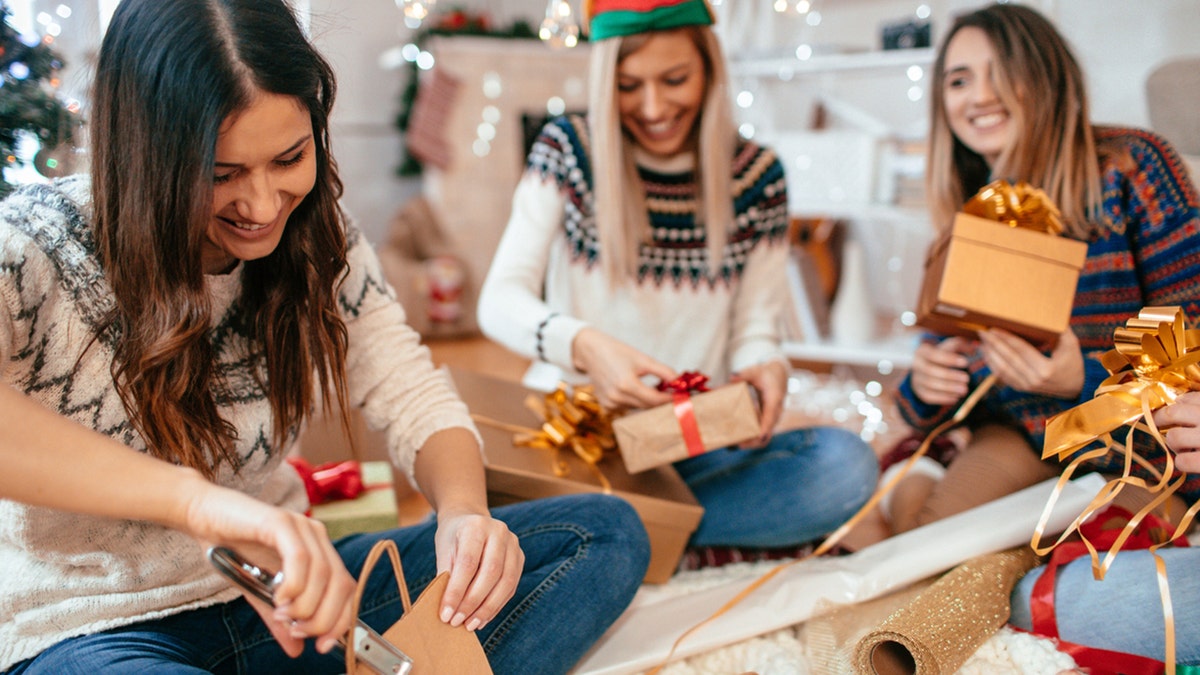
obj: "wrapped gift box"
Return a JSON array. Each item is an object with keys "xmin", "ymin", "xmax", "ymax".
[
  {"xmin": 450, "ymin": 368, "xmax": 704, "ymax": 584},
  {"xmin": 310, "ymin": 461, "xmax": 401, "ymax": 540},
  {"xmin": 612, "ymin": 381, "xmax": 760, "ymax": 474},
  {"xmin": 916, "ymin": 212, "xmax": 1088, "ymax": 346}
]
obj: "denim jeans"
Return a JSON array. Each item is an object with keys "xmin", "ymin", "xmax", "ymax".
[
  {"xmin": 1009, "ymin": 547, "xmax": 1200, "ymax": 665},
  {"xmin": 6, "ymin": 493, "xmax": 649, "ymax": 675},
  {"xmin": 675, "ymin": 426, "xmax": 879, "ymax": 547}
]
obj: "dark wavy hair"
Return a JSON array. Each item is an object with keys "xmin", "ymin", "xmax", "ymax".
[{"xmin": 90, "ymin": 0, "xmax": 350, "ymax": 478}]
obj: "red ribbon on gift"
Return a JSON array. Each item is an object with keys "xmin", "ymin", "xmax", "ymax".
[
  {"xmin": 287, "ymin": 457, "xmax": 365, "ymax": 507},
  {"xmin": 1029, "ymin": 505, "xmax": 1188, "ymax": 675},
  {"xmin": 656, "ymin": 371, "xmax": 711, "ymax": 458}
]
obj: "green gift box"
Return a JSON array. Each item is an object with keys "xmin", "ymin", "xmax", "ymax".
[{"xmin": 310, "ymin": 461, "xmax": 401, "ymax": 539}]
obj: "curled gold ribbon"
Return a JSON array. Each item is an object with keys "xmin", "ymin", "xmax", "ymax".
[
  {"xmin": 1034, "ymin": 306, "xmax": 1200, "ymax": 674},
  {"xmin": 472, "ymin": 383, "xmax": 618, "ymax": 492},
  {"xmin": 963, "ymin": 179, "xmax": 1066, "ymax": 235}
]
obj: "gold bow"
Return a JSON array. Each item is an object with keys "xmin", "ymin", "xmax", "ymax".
[
  {"xmin": 473, "ymin": 383, "xmax": 617, "ymax": 492},
  {"xmin": 963, "ymin": 179, "xmax": 1065, "ymax": 235},
  {"xmin": 1033, "ymin": 306, "xmax": 1200, "ymax": 673}
]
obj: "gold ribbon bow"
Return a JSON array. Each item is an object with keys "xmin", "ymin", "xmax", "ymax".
[
  {"xmin": 1034, "ymin": 306, "xmax": 1200, "ymax": 674},
  {"xmin": 472, "ymin": 383, "xmax": 617, "ymax": 492},
  {"xmin": 963, "ymin": 179, "xmax": 1065, "ymax": 235}
]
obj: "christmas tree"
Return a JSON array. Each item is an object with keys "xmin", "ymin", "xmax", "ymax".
[{"xmin": 0, "ymin": 4, "xmax": 75, "ymax": 200}]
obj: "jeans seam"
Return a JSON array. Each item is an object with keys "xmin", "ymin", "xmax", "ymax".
[{"xmin": 479, "ymin": 522, "xmax": 591, "ymax": 655}]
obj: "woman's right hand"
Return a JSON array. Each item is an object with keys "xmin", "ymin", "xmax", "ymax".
[
  {"xmin": 178, "ymin": 478, "xmax": 357, "ymax": 657},
  {"xmin": 570, "ymin": 327, "xmax": 677, "ymax": 411},
  {"xmin": 909, "ymin": 336, "xmax": 974, "ymax": 406}
]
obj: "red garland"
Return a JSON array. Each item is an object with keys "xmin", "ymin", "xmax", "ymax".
[{"xmin": 657, "ymin": 371, "xmax": 710, "ymax": 457}]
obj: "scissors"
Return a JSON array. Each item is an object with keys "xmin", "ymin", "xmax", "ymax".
[{"xmin": 208, "ymin": 546, "xmax": 414, "ymax": 675}]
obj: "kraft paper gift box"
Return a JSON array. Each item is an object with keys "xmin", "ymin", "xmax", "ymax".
[
  {"xmin": 310, "ymin": 461, "xmax": 402, "ymax": 540},
  {"xmin": 450, "ymin": 367, "xmax": 704, "ymax": 584},
  {"xmin": 916, "ymin": 210, "xmax": 1087, "ymax": 347},
  {"xmin": 612, "ymin": 381, "xmax": 760, "ymax": 474}
]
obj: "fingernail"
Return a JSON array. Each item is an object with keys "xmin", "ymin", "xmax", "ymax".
[
  {"xmin": 290, "ymin": 626, "xmax": 306, "ymax": 639},
  {"xmin": 440, "ymin": 606, "xmax": 453, "ymax": 623},
  {"xmin": 466, "ymin": 617, "xmax": 482, "ymax": 632},
  {"xmin": 451, "ymin": 612, "xmax": 466, "ymax": 627}
]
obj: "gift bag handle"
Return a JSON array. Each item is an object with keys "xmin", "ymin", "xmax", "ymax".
[{"xmin": 345, "ymin": 539, "xmax": 413, "ymax": 672}]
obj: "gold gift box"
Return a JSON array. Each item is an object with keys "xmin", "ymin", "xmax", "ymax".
[
  {"xmin": 450, "ymin": 368, "xmax": 704, "ymax": 584},
  {"xmin": 612, "ymin": 381, "xmax": 760, "ymax": 474},
  {"xmin": 916, "ymin": 212, "xmax": 1088, "ymax": 346},
  {"xmin": 310, "ymin": 461, "xmax": 401, "ymax": 540}
]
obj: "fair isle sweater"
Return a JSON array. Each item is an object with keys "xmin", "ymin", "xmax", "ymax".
[
  {"xmin": 478, "ymin": 114, "xmax": 791, "ymax": 385},
  {"xmin": 896, "ymin": 127, "xmax": 1200, "ymax": 504},
  {"xmin": 0, "ymin": 175, "xmax": 480, "ymax": 669}
]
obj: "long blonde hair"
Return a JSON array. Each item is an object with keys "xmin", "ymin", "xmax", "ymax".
[
  {"xmin": 587, "ymin": 25, "xmax": 736, "ymax": 281},
  {"xmin": 927, "ymin": 3, "xmax": 1102, "ymax": 239}
]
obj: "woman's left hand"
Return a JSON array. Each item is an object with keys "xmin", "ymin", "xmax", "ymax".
[
  {"xmin": 977, "ymin": 327, "xmax": 1085, "ymax": 398},
  {"xmin": 433, "ymin": 509, "xmax": 524, "ymax": 632},
  {"xmin": 1153, "ymin": 391, "xmax": 1200, "ymax": 473},
  {"xmin": 732, "ymin": 360, "xmax": 789, "ymax": 445}
]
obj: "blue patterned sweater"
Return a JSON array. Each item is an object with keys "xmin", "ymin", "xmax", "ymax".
[{"xmin": 896, "ymin": 127, "xmax": 1200, "ymax": 504}]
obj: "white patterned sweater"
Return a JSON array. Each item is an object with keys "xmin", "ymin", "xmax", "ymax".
[{"xmin": 0, "ymin": 176, "xmax": 480, "ymax": 669}]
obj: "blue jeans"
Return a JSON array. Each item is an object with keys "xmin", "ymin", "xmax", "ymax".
[
  {"xmin": 675, "ymin": 426, "xmax": 878, "ymax": 547},
  {"xmin": 1010, "ymin": 547, "xmax": 1200, "ymax": 665},
  {"xmin": 6, "ymin": 493, "xmax": 649, "ymax": 675}
]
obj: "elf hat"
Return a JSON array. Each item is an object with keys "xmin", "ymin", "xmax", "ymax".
[{"xmin": 584, "ymin": 0, "xmax": 715, "ymax": 42}]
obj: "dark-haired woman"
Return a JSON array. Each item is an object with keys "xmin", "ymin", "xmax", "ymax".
[{"xmin": 0, "ymin": 1, "xmax": 647, "ymax": 673}]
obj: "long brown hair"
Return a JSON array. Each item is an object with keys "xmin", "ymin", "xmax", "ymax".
[
  {"xmin": 90, "ymin": 0, "xmax": 350, "ymax": 478},
  {"xmin": 588, "ymin": 25, "xmax": 736, "ymax": 280},
  {"xmin": 927, "ymin": 3, "xmax": 1103, "ymax": 239}
]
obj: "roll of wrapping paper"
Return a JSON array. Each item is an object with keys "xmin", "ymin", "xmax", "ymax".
[{"xmin": 853, "ymin": 546, "xmax": 1041, "ymax": 675}]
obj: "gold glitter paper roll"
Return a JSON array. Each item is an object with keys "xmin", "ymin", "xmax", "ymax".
[{"xmin": 853, "ymin": 547, "xmax": 1041, "ymax": 675}]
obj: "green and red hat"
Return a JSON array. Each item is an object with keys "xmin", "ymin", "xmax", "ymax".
[{"xmin": 584, "ymin": 0, "xmax": 715, "ymax": 42}]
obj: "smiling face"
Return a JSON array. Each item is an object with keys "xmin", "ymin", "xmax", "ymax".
[
  {"xmin": 204, "ymin": 91, "xmax": 316, "ymax": 275},
  {"xmin": 616, "ymin": 29, "xmax": 708, "ymax": 159},
  {"xmin": 941, "ymin": 26, "xmax": 1016, "ymax": 168}
]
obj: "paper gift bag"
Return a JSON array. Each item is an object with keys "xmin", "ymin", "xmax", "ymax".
[
  {"xmin": 347, "ymin": 539, "xmax": 492, "ymax": 675},
  {"xmin": 613, "ymin": 380, "xmax": 760, "ymax": 474},
  {"xmin": 450, "ymin": 367, "xmax": 704, "ymax": 584},
  {"xmin": 916, "ymin": 180, "xmax": 1087, "ymax": 347}
]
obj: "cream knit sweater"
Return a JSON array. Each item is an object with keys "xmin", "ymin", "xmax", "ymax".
[{"xmin": 0, "ymin": 176, "xmax": 479, "ymax": 669}]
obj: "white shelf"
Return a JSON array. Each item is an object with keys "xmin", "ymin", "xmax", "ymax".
[
  {"xmin": 790, "ymin": 202, "xmax": 927, "ymax": 221},
  {"xmin": 729, "ymin": 47, "xmax": 936, "ymax": 78},
  {"xmin": 783, "ymin": 334, "xmax": 918, "ymax": 370}
]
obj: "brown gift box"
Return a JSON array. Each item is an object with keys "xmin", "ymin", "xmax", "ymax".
[
  {"xmin": 450, "ymin": 368, "xmax": 704, "ymax": 584},
  {"xmin": 612, "ymin": 381, "xmax": 760, "ymax": 474},
  {"xmin": 916, "ymin": 212, "xmax": 1088, "ymax": 346}
]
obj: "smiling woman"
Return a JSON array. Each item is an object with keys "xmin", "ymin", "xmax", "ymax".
[
  {"xmin": 206, "ymin": 94, "xmax": 317, "ymax": 274},
  {"xmin": 0, "ymin": 0, "xmax": 649, "ymax": 672},
  {"xmin": 477, "ymin": 0, "xmax": 880, "ymax": 555}
]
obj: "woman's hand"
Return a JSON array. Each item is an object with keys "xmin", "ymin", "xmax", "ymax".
[
  {"xmin": 571, "ymin": 327, "xmax": 677, "ymax": 411},
  {"xmin": 909, "ymin": 336, "xmax": 974, "ymax": 406},
  {"xmin": 433, "ymin": 509, "xmax": 524, "ymax": 632},
  {"xmin": 179, "ymin": 481, "xmax": 356, "ymax": 656},
  {"xmin": 978, "ymin": 327, "xmax": 1084, "ymax": 399},
  {"xmin": 732, "ymin": 360, "xmax": 789, "ymax": 444},
  {"xmin": 1154, "ymin": 391, "xmax": 1200, "ymax": 473}
]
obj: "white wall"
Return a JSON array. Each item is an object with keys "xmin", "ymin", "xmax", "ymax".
[{"xmin": 14, "ymin": 0, "xmax": 1200, "ymax": 243}]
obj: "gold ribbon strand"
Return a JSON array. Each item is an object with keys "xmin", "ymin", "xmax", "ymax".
[{"xmin": 1034, "ymin": 305, "xmax": 1200, "ymax": 674}]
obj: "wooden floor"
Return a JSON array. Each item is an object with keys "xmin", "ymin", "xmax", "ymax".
[{"xmin": 425, "ymin": 335, "xmax": 530, "ymax": 384}]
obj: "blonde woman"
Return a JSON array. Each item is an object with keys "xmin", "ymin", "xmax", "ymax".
[
  {"xmin": 887, "ymin": 3, "xmax": 1200, "ymax": 533},
  {"xmin": 479, "ymin": 0, "xmax": 877, "ymax": 556}
]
